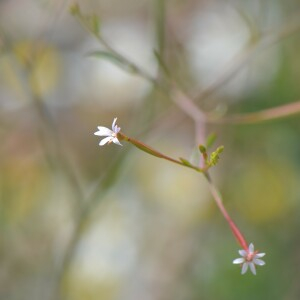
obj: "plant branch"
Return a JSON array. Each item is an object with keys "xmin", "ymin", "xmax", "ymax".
[
  {"xmin": 208, "ymin": 100, "xmax": 300, "ymax": 124},
  {"xmin": 193, "ymin": 11, "xmax": 300, "ymax": 103},
  {"xmin": 204, "ymin": 172, "xmax": 248, "ymax": 250},
  {"xmin": 119, "ymin": 133, "xmax": 203, "ymax": 172},
  {"xmin": 72, "ymin": 5, "xmax": 207, "ymax": 133},
  {"xmin": 121, "ymin": 132, "xmax": 248, "ymax": 251},
  {"xmin": 154, "ymin": 0, "xmax": 166, "ymax": 59}
]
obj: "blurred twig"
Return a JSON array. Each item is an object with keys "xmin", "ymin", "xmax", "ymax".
[
  {"xmin": 75, "ymin": 5, "xmax": 300, "ymax": 131},
  {"xmin": 53, "ymin": 146, "xmax": 131, "ymax": 300},
  {"xmin": 193, "ymin": 11, "xmax": 300, "ymax": 103},
  {"xmin": 1, "ymin": 41, "xmax": 85, "ymax": 212},
  {"xmin": 207, "ymin": 100, "xmax": 300, "ymax": 124},
  {"xmin": 147, "ymin": 9, "xmax": 300, "ymax": 134},
  {"xmin": 154, "ymin": 0, "xmax": 166, "ymax": 63},
  {"xmin": 71, "ymin": 7, "xmax": 158, "ymax": 86},
  {"xmin": 31, "ymin": 92, "xmax": 85, "ymax": 206},
  {"xmin": 71, "ymin": 4, "xmax": 207, "ymax": 130}
]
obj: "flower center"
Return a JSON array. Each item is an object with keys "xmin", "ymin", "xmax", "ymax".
[
  {"xmin": 245, "ymin": 253, "xmax": 253, "ymax": 262},
  {"xmin": 245, "ymin": 250, "xmax": 257, "ymax": 262}
]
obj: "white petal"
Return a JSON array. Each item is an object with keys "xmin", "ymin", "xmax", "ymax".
[
  {"xmin": 233, "ymin": 258, "xmax": 245, "ymax": 264},
  {"xmin": 99, "ymin": 136, "xmax": 113, "ymax": 146},
  {"xmin": 239, "ymin": 250, "xmax": 247, "ymax": 257},
  {"xmin": 248, "ymin": 243, "xmax": 255, "ymax": 253},
  {"xmin": 253, "ymin": 258, "xmax": 265, "ymax": 266},
  {"xmin": 112, "ymin": 137, "xmax": 122, "ymax": 146},
  {"xmin": 249, "ymin": 262, "xmax": 256, "ymax": 275},
  {"xmin": 241, "ymin": 263, "xmax": 248, "ymax": 274},
  {"xmin": 112, "ymin": 118, "xmax": 117, "ymax": 130},
  {"xmin": 94, "ymin": 127, "xmax": 113, "ymax": 136},
  {"xmin": 255, "ymin": 253, "xmax": 266, "ymax": 258}
]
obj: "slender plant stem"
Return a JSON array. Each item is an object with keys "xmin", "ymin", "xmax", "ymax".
[
  {"xmin": 154, "ymin": 0, "xmax": 166, "ymax": 59},
  {"xmin": 53, "ymin": 147, "xmax": 131, "ymax": 300},
  {"xmin": 120, "ymin": 133, "xmax": 203, "ymax": 172},
  {"xmin": 171, "ymin": 88, "xmax": 206, "ymax": 123},
  {"xmin": 122, "ymin": 132, "xmax": 249, "ymax": 251},
  {"xmin": 5, "ymin": 52, "xmax": 84, "ymax": 212},
  {"xmin": 207, "ymin": 100, "xmax": 300, "ymax": 124},
  {"xmin": 74, "ymin": 14, "xmax": 159, "ymax": 86},
  {"xmin": 204, "ymin": 172, "xmax": 248, "ymax": 250},
  {"xmin": 72, "ymin": 7, "xmax": 207, "ymax": 131},
  {"xmin": 74, "ymin": 6, "xmax": 300, "ymax": 129}
]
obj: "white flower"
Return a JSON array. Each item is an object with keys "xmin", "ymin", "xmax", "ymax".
[
  {"xmin": 94, "ymin": 118, "xmax": 122, "ymax": 146},
  {"xmin": 233, "ymin": 243, "xmax": 265, "ymax": 275}
]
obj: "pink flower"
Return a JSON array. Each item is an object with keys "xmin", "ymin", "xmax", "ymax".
[
  {"xmin": 233, "ymin": 243, "xmax": 265, "ymax": 275},
  {"xmin": 94, "ymin": 118, "xmax": 122, "ymax": 146}
]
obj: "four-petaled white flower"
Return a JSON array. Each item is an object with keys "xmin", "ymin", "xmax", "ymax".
[
  {"xmin": 94, "ymin": 118, "xmax": 122, "ymax": 146},
  {"xmin": 233, "ymin": 243, "xmax": 265, "ymax": 275}
]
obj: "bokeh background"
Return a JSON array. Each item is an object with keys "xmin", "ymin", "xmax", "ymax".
[{"xmin": 1, "ymin": 0, "xmax": 300, "ymax": 299}]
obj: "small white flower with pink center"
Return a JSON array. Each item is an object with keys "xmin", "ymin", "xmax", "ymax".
[
  {"xmin": 94, "ymin": 118, "xmax": 122, "ymax": 146},
  {"xmin": 233, "ymin": 243, "xmax": 265, "ymax": 275}
]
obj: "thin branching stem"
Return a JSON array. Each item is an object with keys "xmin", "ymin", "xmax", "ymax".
[
  {"xmin": 193, "ymin": 11, "xmax": 300, "ymax": 103},
  {"xmin": 207, "ymin": 100, "xmax": 300, "ymax": 124},
  {"xmin": 73, "ymin": 8, "xmax": 207, "ymax": 129}
]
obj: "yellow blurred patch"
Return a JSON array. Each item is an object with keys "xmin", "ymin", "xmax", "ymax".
[
  {"xmin": 65, "ymin": 273, "xmax": 119, "ymax": 300},
  {"xmin": 16, "ymin": 41, "xmax": 61, "ymax": 97},
  {"xmin": 0, "ymin": 41, "xmax": 61, "ymax": 98},
  {"xmin": 234, "ymin": 160, "xmax": 295, "ymax": 224},
  {"xmin": 2, "ymin": 157, "xmax": 47, "ymax": 224}
]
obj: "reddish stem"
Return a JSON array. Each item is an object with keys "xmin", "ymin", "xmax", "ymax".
[{"xmin": 204, "ymin": 172, "xmax": 248, "ymax": 251}]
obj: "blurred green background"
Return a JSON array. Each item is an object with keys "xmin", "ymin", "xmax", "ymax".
[{"xmin": 1, "ymin": 0, "xmax": 300, "ymax": 299}]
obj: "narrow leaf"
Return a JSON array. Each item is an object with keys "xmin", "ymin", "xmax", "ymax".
[
  {"xmin": 153, "ymin": 50, "xmax": 170, "ymax": 77},
  {"xmin": 88, "ymin": 51, "xmax": 137, "ymax": 73},
  {"xmin": 206, "ymin": 133, "xmax": 217, "ymax": 149},
  {"xmin": 179, "ymin": 157, "xmax": 193, "ymax": 167}
]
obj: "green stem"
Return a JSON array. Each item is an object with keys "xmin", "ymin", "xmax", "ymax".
[
  {"xmin": 119, "ymin": 132, "xmax": 202, "ymax": 172},
  {"xmin": 154, "ymin": 0, "xmax": 166, "ymax": 60},
  {"xmin": 72, "ymin": 5, "xmax": 208, "ymax": 127}
]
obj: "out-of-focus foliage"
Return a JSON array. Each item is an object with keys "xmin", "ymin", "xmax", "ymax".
[{"xmin": 1, "ymin": 1, "xmax": 300, "ymax": 300}]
